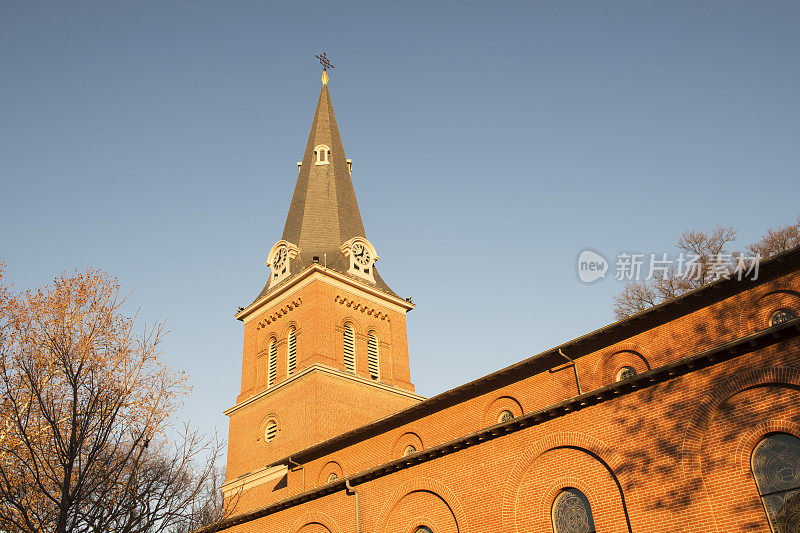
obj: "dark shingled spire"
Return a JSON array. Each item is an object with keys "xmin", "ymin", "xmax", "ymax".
[
  {"xmin": 253, "ymin": 82, "xmax": 397, "ymax": 301},
  {"xmin": 282, "ymin": 84, "xmax": 365, "ymax": 259}
]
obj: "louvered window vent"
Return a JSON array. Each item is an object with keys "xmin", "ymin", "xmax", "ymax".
[
  {"xmin": 287, "ymin": 327, "xmax": 297, "ymax": 375},
  {"xmin": 367, "ymin": 333, "xmax": 379, "ymax": 380},
  {"xmin": 343, "ymin": 325, "xmax": 355, "ymax": 372},
  {"xmin": 264, "ymin": 420, "xmax": 277, "ymax": 443},
  {"xmin": 268, "ymin": 341, "xmax": 277, "ymax": 386}
]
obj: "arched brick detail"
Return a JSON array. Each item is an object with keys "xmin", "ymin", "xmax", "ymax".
[
  {"xmin": 483, "ymin": 395, "xmax": 524, "ymax": 427},
  {"xmin": 591, "ymin": 343, "xmax": 650, "ymax": 391},
  {"xmin": 734, "ymin": 419, "xmax": 800, "ymax": 476},
  {"xmin": 284, "ymin": 320, "xmax": 300, "ymax": 336},
  {"xmin": 376, "ymin": 477, "xmax": 470, "ymax": 533},
  {"xmin": 680, "ymin": 365, "xmax": 800, "ymax": 484},
  {"xmin": 316, "ymin": 461, "xmax": 344, "ymax": 487},
  {"xmin": 340, "ymin": 318, "xmax": 358, "ymax": 332},
  {"xmin": 749, "ymin": 281, "xmax": 800, "ymax": 305},
  {"xmin": 288, "ymin": 510, "xmax": 342, "ymax": 533},
  {"xmin": 736, "ymin": 281, "xmax": 800, "ymax": 334},
  {"xmin": 258, "ymin": 331, "xmax": 280, "ymax": 353},
  {"xmin": 600, "ymin": 342, "xmax": 649, "ymax": 364},
  {"xmin": 600, "ymin": 350, "xmax": 650, "ymax": 386},
  {"xmin": 500, "ymin": 432, "xmax": 627, "ymax": 532},
  {"xmin": 392, "ymin": 431, "xmax": 424, "ymax": 459}
]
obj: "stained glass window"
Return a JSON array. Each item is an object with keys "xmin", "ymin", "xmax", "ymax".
[
  {"xmin": 770, "ymin": 309, "xmax": 798, "ymax": 327},
  {"xmin": 752, "ymin": 433, "xmax": 800, "ymax": 532},
  {"xmin": 498, "ymin": 410, "xmax": 514, "ymax": 423},
  {"xmin": 616, "ymin": 366, "xmax": 637, "ymax": 382},
  {"xmin": 552, "ymin": 488, "xmax": 596, "ymax": 533}
]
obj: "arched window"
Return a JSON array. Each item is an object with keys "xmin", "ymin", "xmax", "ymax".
[
  {"xmin": 404, "ymin": 444, "xmax": 417, "ymax": 457},
  {"xmin": 268, "ymin": 340, "xmax": 277, "ymax": 386},
  {"xmin": 751, "ymin": 433, "xmax": 800, "ymax": 531},
  {"xmin": 770, "ymin": 308, "xmax": 798, "ymax": 327},
  {"xmin": 552, "ymin": 488, "xmax": 596, "ymax": 533},
  {"xmin": 414, "ymin": 528, "xmax": 433, "ymax": 533},
  {"xmin": 343, "ymin": 324, "xmax": 355, "ymax": 372},
  {"xmin": 314, "ymin": 144, "xmax": 331, "ymax": 165},
  {"xmin": 367, "ymin": 332, "xmax": 379, "ymax": 379},
  {"xmin": 498, "ymin": 410, "xmax": 514, "ymax": 423},
  {"xmin": 327, "ymin": 472, "xmax": 338, "ymax": 483},
  {"xmin": 616, "ymin": 366, "xmax": 637, "ymax": 382},
  {"xmin": 287, "ymin": 326, "xmax": 297, "ymax": 376}
]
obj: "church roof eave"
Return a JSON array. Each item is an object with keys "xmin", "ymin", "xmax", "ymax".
[{"xmin": 236, "ymin": 263, "xmax": 414, "ymax": 323}]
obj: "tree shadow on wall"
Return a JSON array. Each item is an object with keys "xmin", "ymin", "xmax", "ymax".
[{"xmin": 604, "ymin": 302, "xmax": 800, "ymax": 530}]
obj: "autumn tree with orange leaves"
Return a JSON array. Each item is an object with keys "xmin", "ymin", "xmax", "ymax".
[{"xmin": 0, "ymin": 267, "xmax": 231, "ymax": 533}]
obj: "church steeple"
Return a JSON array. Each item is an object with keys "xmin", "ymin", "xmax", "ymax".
[
  {"xmin": 282, "ymin": 83, "xmax": 365, "ymax": 266},
  {"xmin": 227, "ymin": 68, "xmax": 420, "ymax": 483},
  {"xmin": 253, "ymin": 71, "xmax": 396, "ymax": 301}
]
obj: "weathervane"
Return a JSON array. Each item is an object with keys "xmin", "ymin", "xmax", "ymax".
[{"xmin": 315, "ymin": 52, "xmax": 334, "ymax": 85}]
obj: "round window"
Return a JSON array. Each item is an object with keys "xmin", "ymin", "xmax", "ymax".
[
  {"xmin": 616, "ymin": 366, "xmax": 637, "ymax": 382},
  {"xmin": 770, "ymin": 308, "xmax": 797, "ymax": 327},
  {"xmin": 403, "ymin": 444, "xmax": 417, "ymax": 457},
  {"xmin": 498, "ymin": 409, "xmax": 514, "ymax": 423},
  {"xmin": 264, "ymin": 420, "xmax": 278, "ymax": 443}
]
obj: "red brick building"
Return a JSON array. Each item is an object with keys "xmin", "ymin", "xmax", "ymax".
[{"xmin": 204, "ymin": 72, "xmax": 800, "ymax": 533}]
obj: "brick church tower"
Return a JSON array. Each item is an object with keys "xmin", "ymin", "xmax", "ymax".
[{"xmin": 223, "ymin": 68, "xmax": 424, "ymax": 502}]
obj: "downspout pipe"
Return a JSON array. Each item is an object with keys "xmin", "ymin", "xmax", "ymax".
[
  {"xmin": 345, "ymin": 479, "xmax": 359, "ymax": 533},
  {"xmin": 558, "ymin": 348, "xmax": 582, "ymax": 396}
]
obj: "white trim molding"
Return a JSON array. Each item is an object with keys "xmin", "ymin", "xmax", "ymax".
[
  {"xmin": 221, "ymin": 464, "xmax": 288, "ymax": 499},
  {"xmin": 224, "ymin": 363, "xmax": 425, "ymax": 416},
  {"xmin": 236, "ymin": 264, "xmax": 413, "ymax": 323}
]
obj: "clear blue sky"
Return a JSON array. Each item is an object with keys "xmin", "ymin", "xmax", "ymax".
[{"xmin": 2, "ymin": 2, "xmax": 799, "ymax": 452}]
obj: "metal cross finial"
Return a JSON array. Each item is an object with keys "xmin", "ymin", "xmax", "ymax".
[{"xmin": 315, "ymin": 52, "xmax": 334, "ymax": 71}]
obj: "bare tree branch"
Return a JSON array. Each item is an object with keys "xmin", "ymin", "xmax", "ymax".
[{"xmin": 613, "ymin": 217, "xmax": 799, "ymax": 319}]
